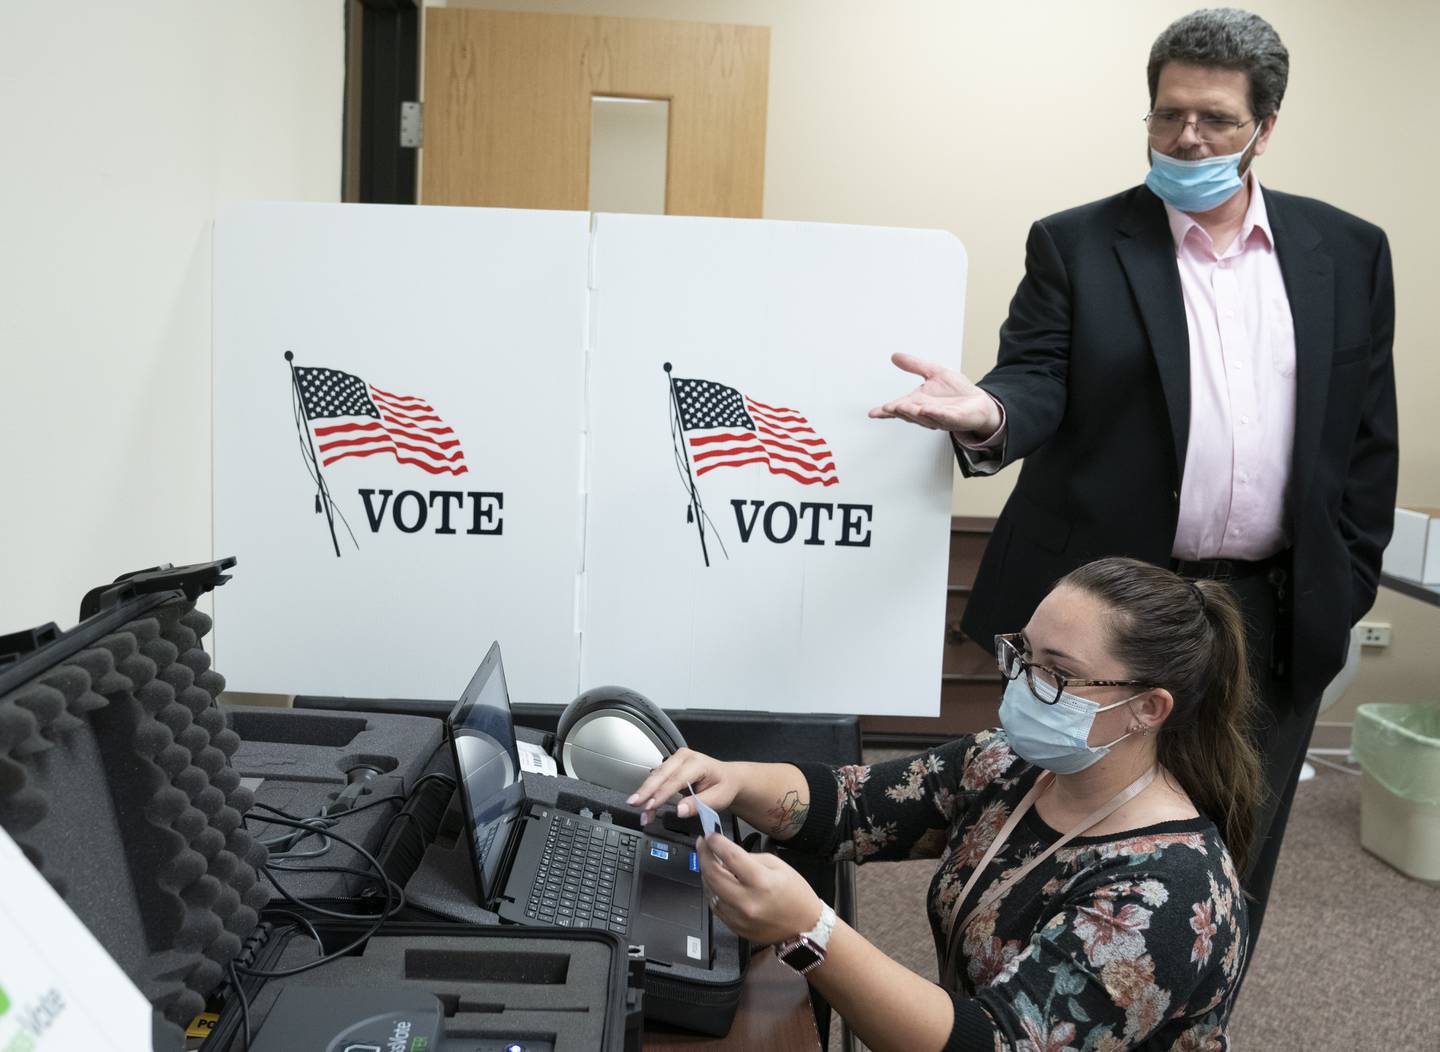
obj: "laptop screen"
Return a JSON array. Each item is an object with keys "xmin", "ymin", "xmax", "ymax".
[{"xmin": 446, "ymin": 642, "xmax": 527, "ymax": 902}]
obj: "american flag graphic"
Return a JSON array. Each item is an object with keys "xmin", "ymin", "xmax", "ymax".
[
  {"xmin": 294, "ymin": 366, "xmax": 468, "ymax": 477},
  {"xmin": 672, "ymin": 377, "xmax": 838, "ymax": 486}
]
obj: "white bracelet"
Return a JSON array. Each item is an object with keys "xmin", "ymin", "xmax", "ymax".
[{"xmin": 804, "ymin": 903, "xmax": 836, "ymax": 951}]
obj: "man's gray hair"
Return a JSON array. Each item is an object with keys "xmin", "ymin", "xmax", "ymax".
[{"xmin": 1148, "ymin": 8, "xmax": 1290, "ymax": 117}]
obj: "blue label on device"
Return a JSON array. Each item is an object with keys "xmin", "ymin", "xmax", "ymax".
[
  {"xmin": 650, "ymin": 841, "xmax": 670, "ymax": 860},
  {"xmin": 689, "ymin": 850, "xmax": 699, "ymax": 872}
]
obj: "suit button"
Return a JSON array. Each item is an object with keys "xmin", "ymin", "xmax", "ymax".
[{"xmin": 1171, "ymin": 490, "xmax": 1179, "ymax": 502}]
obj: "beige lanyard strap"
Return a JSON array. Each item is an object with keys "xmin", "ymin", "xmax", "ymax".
[{"xmin": 944, "ymin": 766, "xmax": 1157, "ymax": 950}]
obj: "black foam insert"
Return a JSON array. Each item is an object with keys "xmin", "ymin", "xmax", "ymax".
[
  {"xmin": 244, "ymin": 929, "xmax": 622, "ymax": 1052},
  {"xmin": 229, "ymin": 706, "xmax": 444, "ymax": 900},
  {"xmin": 0, "ymin": 599, "xmax": 269, "ymax": 1042}
]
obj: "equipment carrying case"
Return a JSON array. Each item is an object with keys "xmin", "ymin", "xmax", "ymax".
[
  {"xmin": 207, "ymin": 920, "xmax": 645, "ymax": 1052},
  {"xmin": 0, "ymin": 560, "xmax": 643, "ymax": 1051}
]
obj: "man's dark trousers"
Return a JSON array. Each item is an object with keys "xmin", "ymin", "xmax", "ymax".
[{"xmin": 1191, "ymin": 565, "xmax": 1316, "ymax": 961}]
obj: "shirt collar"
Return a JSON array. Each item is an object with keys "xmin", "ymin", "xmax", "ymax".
[{"xmin": 1163, "ymin": 173, "xmax": 1275, "ymax": 257}]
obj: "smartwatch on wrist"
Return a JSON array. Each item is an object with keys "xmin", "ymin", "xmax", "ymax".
[{"xmin": 774, "ymin": 903, "xmax": 836, "ymax": 976}]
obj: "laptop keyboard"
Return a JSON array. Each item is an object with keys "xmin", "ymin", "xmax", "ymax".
[{"xmin": 525, "ymin": 815, "xmax": 639, "ymax": 933}]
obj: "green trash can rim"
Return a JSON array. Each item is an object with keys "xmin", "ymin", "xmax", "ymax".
[{"xmin": 1355, "ymin": 703, "xmax": 1440, "ymax": 749}]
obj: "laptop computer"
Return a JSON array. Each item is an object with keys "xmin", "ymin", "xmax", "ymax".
[{"xmin": 446, "ymin": 642, "xmax": 712, "ymax": 968}]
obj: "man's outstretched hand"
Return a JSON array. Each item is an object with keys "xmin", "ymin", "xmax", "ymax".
[{"xmin": 868, "ymin": 352, "xmax": 1002, "ymax": 439}]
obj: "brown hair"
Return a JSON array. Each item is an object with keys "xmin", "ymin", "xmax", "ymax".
[{"xmin": 1060, "ymin": 557, "xmax": 1263, "ymax": 874}]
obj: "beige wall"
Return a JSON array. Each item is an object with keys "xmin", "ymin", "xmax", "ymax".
[
  {"xmin": 0, "ymin": 3, "xmax": 343, "ymax": 635},
  {"xmin": 438, "ymin": 0, "xmax": 1439, "ymax": 726}
]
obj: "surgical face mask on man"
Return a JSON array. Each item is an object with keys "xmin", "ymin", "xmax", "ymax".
[
  {"xmin": 998, "ymin": 677, "xmax": 1146, "ymax": 774},
  {"xmin": 1145, "ymin": 121, "xmax": 1264, "ymax": 213}
]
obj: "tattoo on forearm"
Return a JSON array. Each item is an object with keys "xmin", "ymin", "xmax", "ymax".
[{"xmin": 768, "ymin": 790, "xmax": 809, "ymax": 836}]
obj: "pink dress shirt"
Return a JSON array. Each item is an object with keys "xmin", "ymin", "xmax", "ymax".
[
  {"xmin": 959, "ymin": 177, "xmax": 1297, "ymax": 562},
  {"xmin": 1166, "ymin": 177, "xmax": 1296, "ymax": 561}
]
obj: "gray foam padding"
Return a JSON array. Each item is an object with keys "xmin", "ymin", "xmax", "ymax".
[
  {"xmin": 228, "ymin": 706, "xmax": 444, "ymax": 899},
  {"xmin": 247, "ymin": 930, "xmax": 621, "ymax": 1051},
  {"xmin": 0, "ymin": 600, "xmax": 270, "ymax": 1037}
]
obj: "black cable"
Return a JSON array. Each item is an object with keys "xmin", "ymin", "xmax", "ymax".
[
  {"xmin": 257, "ymin": 815, "xmax": 334, "ymax": 856},
  {"xmin": 263, "ymin": 861, "xmax": 387, "ymax": 879},
  {"xmin": 232, "ymin": 771, "xmax": 456, "ymax": 983},
  {"xmin": 262, "ymin": 857, "xmax": 402, "ymax": 922},
  {"xmin": 251, "ymin": 794, "xmax": 407, "ymax": 825},
  {"xmin": 236, "ymin": 816, "xmax": 398, "ymax": 978},
  {"xmin": 250, "ymin": 776, "xmax": 448, "ymax": 859},
  {"xmin": 225, "ymin": 958, "xmax": 252, "ymax": 1051},
  {"xmin": 250, "ymin": 771, "xmax": 453, "ymax": 829},
  {"xmin": 261, "ymin": 909, "xmax": 325, "ymax": 957},
  {"xmin": 250, "ymin": 800, "xmax": 321, "ymax": 822}
]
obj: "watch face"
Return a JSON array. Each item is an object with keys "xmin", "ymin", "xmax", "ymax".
[{"xmin": 778, "ymin": 940, "xmax": 823, "ymax": 973}]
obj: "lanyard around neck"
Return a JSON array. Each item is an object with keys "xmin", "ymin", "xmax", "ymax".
[{"xmin": 941, "ymin": 765, "xmax": 1157, "ymax": 986}]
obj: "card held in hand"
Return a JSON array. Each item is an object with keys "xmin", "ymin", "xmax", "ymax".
[{"xmin": 687, "ymin": 781, "xmax": 724, "ymax": 837}]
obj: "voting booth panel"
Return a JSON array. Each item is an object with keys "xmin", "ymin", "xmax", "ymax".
[
  {"xmin": 213, "ymin": 203, "xmax": 590, "ymax": 704},
  {"xmin": 213, "ymin": 204, "xmax": 963, "ymax": 718},
  {"xmin": 582, "ymin": 213, "xmax": 964, "ymax": 715}
]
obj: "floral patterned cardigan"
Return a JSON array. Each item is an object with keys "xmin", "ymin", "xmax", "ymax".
[{"xmin": 785, "ymin": 729, "xmax": 1248, "ymax": 1052}]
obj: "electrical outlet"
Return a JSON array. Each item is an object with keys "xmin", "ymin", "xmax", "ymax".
[{"xmin": 1357, "ymin": 621, "xmax": 1392, "ymax": 648}]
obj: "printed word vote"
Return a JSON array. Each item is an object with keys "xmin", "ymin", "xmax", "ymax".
[
  {"xmin": 730, "ymin": 500, "xmax": 873, "ymax": 547},
  {"xmin": 358, "ymin": 489, "xmax": 504, "ymax": 535}
]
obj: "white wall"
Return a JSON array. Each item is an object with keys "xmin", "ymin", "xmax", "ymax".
[{"xmin": 0, "ymin": 2, "xmax": 343, "ymax": 631}]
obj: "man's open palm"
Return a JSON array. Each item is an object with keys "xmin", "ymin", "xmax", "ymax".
[{"xmin": 868, "ymin": 352, "xmax": 1001, "ymax": 437}]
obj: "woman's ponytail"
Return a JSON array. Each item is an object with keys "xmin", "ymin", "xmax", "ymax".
[
  {"xmin": 1161, "ymin": 578, "xmax": 1263, "ymax": 875},
  {"xmin": 1061, "ymin": 558, "xmax": 1264, "ymax": 875}
]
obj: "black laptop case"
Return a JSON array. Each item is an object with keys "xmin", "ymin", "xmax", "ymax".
[{"xmin": 407, "ymin": 743, "xmax": 750, "ymax": 1037}]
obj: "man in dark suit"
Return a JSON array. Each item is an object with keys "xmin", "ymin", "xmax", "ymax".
[{"xmin": 873, "ymin": 8, "xmax": 1397, "ymax": 954}]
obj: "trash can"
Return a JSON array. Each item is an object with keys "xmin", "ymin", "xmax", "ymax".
[{"xmin": 1352, "ymin": 703, "xmax": 1440, "ymax": 882}]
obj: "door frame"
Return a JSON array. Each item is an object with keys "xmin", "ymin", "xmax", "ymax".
[{"xmin": 343, "ymin": 0, "xmax": 420, "ymax": 204}]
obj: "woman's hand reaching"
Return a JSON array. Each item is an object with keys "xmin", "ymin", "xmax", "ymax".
[{"xmin": 626, "ymin": 747, "xmax": 740, "ymax": 827}]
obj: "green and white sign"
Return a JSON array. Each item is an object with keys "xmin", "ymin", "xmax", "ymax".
[{"xmin": 0, "ymin": 828, "xmax": 150, "ymax": 1051}]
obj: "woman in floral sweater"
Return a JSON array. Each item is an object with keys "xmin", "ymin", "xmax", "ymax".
[{"xmin": 630, "ymin": 558, "xmax": 1260, "ymax": 1052}]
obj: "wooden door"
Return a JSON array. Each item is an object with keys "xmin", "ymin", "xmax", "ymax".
[{"xmin": 421, "ymin": 8, "xmax": 769, "ymax": 217}]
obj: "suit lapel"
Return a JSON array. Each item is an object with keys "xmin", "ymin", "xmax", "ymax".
[
  {"xmin": 1115, "ymin": 189, "xmax": 1191, "ymax": 480},
  {"xmin": 1268, "ymin": 191, "xmax": 1333, "ymax": 513}
]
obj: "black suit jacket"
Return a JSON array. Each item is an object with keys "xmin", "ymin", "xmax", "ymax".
[{"xmin": 960, "ymin": 184, "xmax": 1398, "ymax": 704}]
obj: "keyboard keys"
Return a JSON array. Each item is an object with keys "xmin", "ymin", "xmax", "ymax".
[{"xmin": 532, "ymin": 816, "xmax": 635, "ymax": 929}]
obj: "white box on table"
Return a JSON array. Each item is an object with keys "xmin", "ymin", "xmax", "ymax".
[{"xmin": 1383, "ymin": 507, "xmax": 1440, "ymax": 585}]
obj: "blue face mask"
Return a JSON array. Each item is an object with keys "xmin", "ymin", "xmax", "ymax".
[
  {"xmin": 1144, "ymin": 122, "xmax": 1263, "ymax": 213},
  {"xmin": 998, "ymin": 677, "xmax": 1145, "ymax": 775}
]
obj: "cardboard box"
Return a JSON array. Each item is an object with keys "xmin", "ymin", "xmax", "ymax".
[{"xmin": 1382, "ymin": 507, "xmax": 1440, "ymax": 585}]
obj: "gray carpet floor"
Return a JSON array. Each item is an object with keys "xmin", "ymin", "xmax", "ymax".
[{"xmin": 832, "ymin": 752, "xmax": 1439, "ymax": 1051}]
